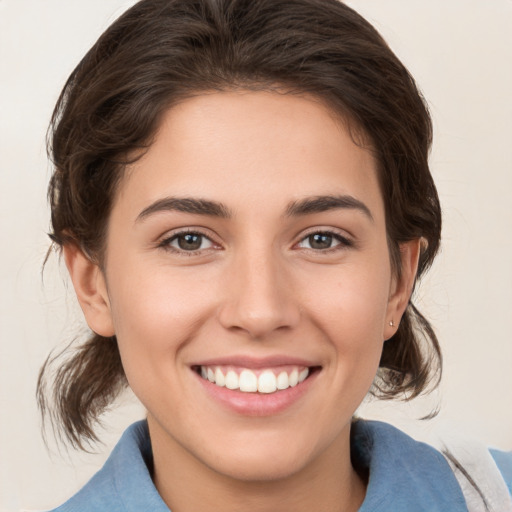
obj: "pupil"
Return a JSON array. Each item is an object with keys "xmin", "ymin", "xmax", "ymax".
[
  {"xmin": 310, "ymin": 233, "xmax": 332, "ymax": 249},
  {"xmin": 178, "ymin": 233, "xmax": 202, "ymax": 250}
]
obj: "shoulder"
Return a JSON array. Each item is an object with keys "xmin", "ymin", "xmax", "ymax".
[
  {"xmin": 490, "ymin": 448, "xmax": 512, "ymax": 494},
  {"xmin": 442, "ymin": 439, "xmax": 512, "ymax": 512},
  {"xmin": 352, "ymin": 420, "xmax": 468, "ymax": 511},
  {"xmin": 352, "ymin": 419, "xmax": 512, "ymax": 512},
  {"xmin": 47, "ymin": 467, "xmax": 123, "ymax": 512},
  {"xmin": 46, "ymin": 421, "xmax": 169, "ymax": 512}
]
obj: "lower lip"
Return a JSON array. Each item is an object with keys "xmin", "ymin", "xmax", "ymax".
[{"xmin": 194, "ymin": 370, "xmax": 319, "ymax": 416}]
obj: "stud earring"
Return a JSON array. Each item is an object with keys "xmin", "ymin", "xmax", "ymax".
[{"xmin": 389, "ymin": 320, "xmax": 394, "ymax": 327}]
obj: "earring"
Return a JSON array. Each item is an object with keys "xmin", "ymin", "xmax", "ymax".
[{"xmin": 389, "ymin": 320, "xmax": 394, "ymax": 327}]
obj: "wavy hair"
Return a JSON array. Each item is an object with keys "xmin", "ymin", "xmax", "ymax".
[{"xmin": 38, "ymin": 0, "xmax": 442, "ymax": 449}]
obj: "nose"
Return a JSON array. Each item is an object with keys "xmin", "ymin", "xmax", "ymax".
[{"xmin": 218, "ymin": 248, "xmax": 300, "ymax": 339}]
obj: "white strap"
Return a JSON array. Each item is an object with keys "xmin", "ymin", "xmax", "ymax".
[{"xmin": 442, "ymin": 438, "xmax": 512, "ymax": 512}]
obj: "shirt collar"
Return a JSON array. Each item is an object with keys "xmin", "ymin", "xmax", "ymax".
[
  {"xmin": 352, "ymin": 419, "xmax": 468, "ymax": 511},
  {"xmin": 106, "ymin": 419, "xmax": 468, "ymax": 512}
]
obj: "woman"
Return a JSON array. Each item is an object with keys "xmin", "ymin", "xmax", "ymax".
[{"xmin": 38, "ymin": 0, "xmax": 512, "ymax": 510}]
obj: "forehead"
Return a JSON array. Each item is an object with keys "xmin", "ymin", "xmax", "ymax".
[{"xmin": 114, "ymin": 90, "xmax": 383, "ymax": 222}]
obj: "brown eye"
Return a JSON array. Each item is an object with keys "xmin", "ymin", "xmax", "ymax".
[
  {"xmin": 308, "ymin": 233, "xmax": 334, "ymax": 249},
  {"xmin": 165, "ymin": 232, "xmax": 214, "ymax": 252},
  {"xmin": 177, "ymin": 233, "xmax": 203, "ymax": 250},
  {"xmin": 297, "ymin": 231, "xmax": 352, "ymax": 251}
]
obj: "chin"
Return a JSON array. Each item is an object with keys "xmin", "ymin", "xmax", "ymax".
[
  {"xmin": 211, "ymin": 452, "xmax": 310, "ymax": 483},
  {"xmin": 202, "ymin": 433, "xmax": 320, "ymax": 482}
]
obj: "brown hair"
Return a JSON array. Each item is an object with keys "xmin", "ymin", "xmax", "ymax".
[{"xmin": 38, "ymin": 0, "xmax": 442, "ymax": 449}]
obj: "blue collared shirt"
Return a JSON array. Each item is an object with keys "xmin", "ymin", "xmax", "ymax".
[{"xmin": 48, "ymin": 420, "xmax": 511, "ymax": 511}]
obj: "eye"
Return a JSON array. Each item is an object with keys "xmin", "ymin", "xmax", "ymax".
[
  {"xmin": 297, "ymin": 231, "xmax": 351, "ymax": 251},
  {"xmin": 161, "ymin": 231, "xmax": 215, "ymax": 253}
]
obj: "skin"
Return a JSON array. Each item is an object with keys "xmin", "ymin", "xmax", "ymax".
[{"xmin": 65, "ymin": 90, "xmax": 419, "ymax": 512}]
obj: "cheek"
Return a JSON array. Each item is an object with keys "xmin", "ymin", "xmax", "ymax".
[
  {"xmin": 307, "ymin": 258, "xmax": 391, "ymax": 340},
  {"xmin": 106, "ymin": 264, "xmax": 215, "ymax": 380},
  {"xmin": 302, "ymin": 257, "xmax": 391, "ymax": 391}
]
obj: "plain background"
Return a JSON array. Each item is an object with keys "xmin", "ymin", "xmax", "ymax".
[{"xmin": 1, "ymin": 0, "xmax": 511, "ymax": 510}]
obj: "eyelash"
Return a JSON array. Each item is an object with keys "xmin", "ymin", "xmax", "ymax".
[
  {"xmin": 158, "ymin": 229, "xmax": 219, "ymax": 256},
  {"xmin": 295, "ymin": 229, "xmax": 354, "ymax": 253},
  {"xmin": 158, "ymin": 228, "xmax": 353, "ymax": 256}
]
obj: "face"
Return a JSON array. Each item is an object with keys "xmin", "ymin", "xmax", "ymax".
[{"xmin": 70, "ymin": 90, "xmax": 415, "ymax": 484}]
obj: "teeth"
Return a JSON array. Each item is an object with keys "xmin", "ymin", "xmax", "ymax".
[
  {"xmin": 276, "ymin": 371, "xmax": 289, "ymax": 390},
  {"xmin": 239, "ymin": 369, "xmax": 258, "ymax": 392},
  {"xmin": 199, "ymin": 366, "xmax": 310, "ymax": 393},
  {"xmin": 215, "ymin": 367, "xmax": 225, "ymax": 387},
  {"xmin": 289, "ymin": 369, "xmax": 299, "ymax": 387},
  {"xmin": 258, "ymin": 370, "xmax": 277, "ymax": 393},
  {"xmin": 225, "ymin": 370, "xmax": 239, "ymax": 390}
]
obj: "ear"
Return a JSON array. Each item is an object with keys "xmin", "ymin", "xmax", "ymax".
[
  {"xmin": 63, "ymin": 244, "xmax": 115, "ymax": 337},
  {"xmin": 384, "ymin": 239, "xmax": 421, "ymax": 340}
]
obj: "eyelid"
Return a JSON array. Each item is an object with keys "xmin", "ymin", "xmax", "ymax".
[
  {"xmin": 293, "ymin": 227, "xmax": 354, "ymax": 251},
  {"xmin": 157, "ymin": 227, "xmax": 222, "ymax": 255}
]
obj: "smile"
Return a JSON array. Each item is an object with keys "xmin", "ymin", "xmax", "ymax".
[{"xmin": 197, "ymin": 366, "xmax": 310, "ymax": 394}]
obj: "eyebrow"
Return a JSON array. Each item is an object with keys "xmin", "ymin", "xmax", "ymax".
[
  {"xmin": 136, "ymin": 197, "xmax": 231, "ymax": 222},
  {"xmin": 285, "ymin": 194, "xmax": 373, "ymax": 221},
  {"xmin": 136, "ymin": 194, "xmax": 373, "ymax": 223}
]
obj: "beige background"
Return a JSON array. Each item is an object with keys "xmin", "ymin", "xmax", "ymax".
[{"xmin": 1, "ymin": 0, "xmax": 511, "ymax": 510}]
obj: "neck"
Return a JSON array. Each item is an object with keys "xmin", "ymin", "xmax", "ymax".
[{"xmin": 148, "ymin": 418, "xmax": 366, "ymax": 512}]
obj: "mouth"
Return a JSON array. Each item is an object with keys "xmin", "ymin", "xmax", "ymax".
[{"xmin": 192, "ymin": 364, "xmax": 321, "ymax": 394}]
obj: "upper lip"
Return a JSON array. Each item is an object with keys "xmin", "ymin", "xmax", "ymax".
[{"xmin": 191, "ymin": 355, "xmax": 320, "ymax": 369}]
